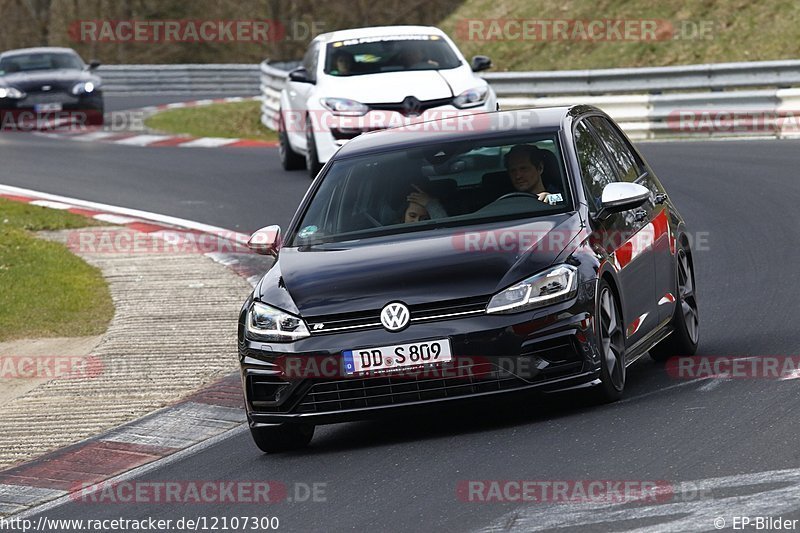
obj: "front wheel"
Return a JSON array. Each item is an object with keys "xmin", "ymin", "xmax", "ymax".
[
  {"xmin": 305, "ymin": 118, "xmax": 323, "ymax": 179},
  {"xmin": 278, "ymin": 112, "xmax": 305, "ymax": 171},
  {"xmin": 250, "ymin": 424, "xmax": 314, "ymax": 453},
  {"xmin": 650, "ymin": 244, "xmax": 699, "ymax": 361},
  {"xmin": 593, "ymin": 281, "xmax": 626, "ymax": 403}
]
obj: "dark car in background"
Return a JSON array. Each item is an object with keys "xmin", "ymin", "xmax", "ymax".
[
  {"xmin": 0, "ymin": 47, "xmax": 104, "ymax": 127},
  {"xmin": 238, "ymin": 105, "xmax": 700, "ymax": 453}
]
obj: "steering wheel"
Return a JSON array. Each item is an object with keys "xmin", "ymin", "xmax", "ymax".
[{"xmin": 497, "ymin": 192, "xmax": 540, "ymax": 201}]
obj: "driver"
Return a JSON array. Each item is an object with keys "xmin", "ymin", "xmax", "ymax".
[
  {"xmin": 331, "ymin": 50, "xmax": 355, "ymax": 76},
  {"xmin": 504, "ymin": 145, "xmax": 562, "ymax": 205}
]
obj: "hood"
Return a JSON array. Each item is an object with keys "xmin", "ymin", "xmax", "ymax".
[
  {"xmin": 319, "ymin": 69, "xmax": 460, "ymax": 103},
  {"xmin": 1, "ymin": 69, "xmax": 97, "ymax": 92},
  {"xmin": 435, "ymin": 65, "xmax": 490, "ymax": 96},
  {"xmin": 257, "ymin": 213, "xmax": 582, "ymax": 317}
]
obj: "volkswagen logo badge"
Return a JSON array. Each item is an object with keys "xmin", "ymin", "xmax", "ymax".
[{"xmin": 380, "ymin": 302, "xmax": 410, "ymax": 331}]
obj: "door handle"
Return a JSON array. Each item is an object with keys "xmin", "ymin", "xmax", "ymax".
[{"xmin": 633, "ymin": 210, "xmax": 648, "ymax": 222}]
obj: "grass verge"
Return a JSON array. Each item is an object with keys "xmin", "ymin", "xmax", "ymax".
[
  {"xmin": 0, "ymin": 199, "xmax": 113, "ymax": 341},
  {"xmin": 441, "ymin": 0, "xmax": 800, "ymax": 71},
  {"xmin": 145, "ymin": 100, "xmax": 278, "ymax": 142}
]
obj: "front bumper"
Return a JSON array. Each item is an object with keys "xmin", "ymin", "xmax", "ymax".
[
  {"xmin": 312, "ymin": 100, "xmax": 498, "ymax": 164},
  {"xmin": 239, "ymin": 284, "xmax": 601, "ymax": 426},
  {"xmin": 0, "ymin": 91, "xmax": 104, "ymax": 128}
]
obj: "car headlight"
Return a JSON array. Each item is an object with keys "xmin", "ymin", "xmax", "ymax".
[
  {"xmin": 486, "ymin": 264, "xmax": 578, "ymax": 314},
  {"xmin": 0, "ymin": 87, "xmax": 25, "ymax": 99},
  {"xmin": 320, "ymin": 97, "xmax": 368, "ymax": 116},
  {"xmin": 246, "ymin": 301, "xmax": 310, "ymax": 342},
  {"xmin": 71, "ymin": 81, "xmax": 98, "ymax": 95},
  {"xmin": 453, "ymin": 86, "xmax": 489, "ymax": 109}
]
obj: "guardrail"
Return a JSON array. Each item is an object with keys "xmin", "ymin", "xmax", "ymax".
[
  {"xmin": 259, "ymin": 59, "xmax": 800, "ymax": 139},
  {"xmin": 97, "ymin": 64, "xmax": 260, "ymax": 95},
  {"xmin": 483, "ymin": 60, "xmax": 800, "ymax": 97},
  {"xmin": 97, "ymin": 61, "xmax": 800, "ymax": 139}
]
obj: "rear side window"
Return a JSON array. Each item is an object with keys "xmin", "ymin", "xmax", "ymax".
[
  {"xmin": 587, "ymin": 116, "xmax": 646, "ymax": 183},
  {"xmin": 574, "ymin": 120, "xmax": 619, "ymax": 210}
]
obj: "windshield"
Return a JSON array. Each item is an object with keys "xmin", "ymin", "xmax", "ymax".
[
  {"xmin": 324, "ymin": 35, "xmax": 462, "ymax": 76},
  {"xmin": 0, "ymin": 52, "xmax": 84, "ymax": 74},
  {"xmin": 290, "ymin": 134, "xmax": 572, "ymax": 246}
]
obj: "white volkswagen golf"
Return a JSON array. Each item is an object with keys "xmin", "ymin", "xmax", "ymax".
[{"xmin": 278, "ymin": 25, "xmax": 498, "ymax": 177}]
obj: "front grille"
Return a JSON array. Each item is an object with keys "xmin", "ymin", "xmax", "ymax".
[
  {"xmin": 295, "ymin": 362, "xmax": 526, "ymax": 413},
  {"xmin": 305, "ymin": 296, "xmax": 488, "ymax": 335},
  {"xmin": 368, "ymin": 96, "xmax": 454, "ymax": 117},
  {"xmin": 21, "ymin": 92, "xmax": 79, "ymax": 106}
]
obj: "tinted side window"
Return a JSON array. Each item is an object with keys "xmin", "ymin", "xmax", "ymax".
[
  {"xmin": 574, "ymin": 120, "xmax": 619, "ymax": 210},
  {"xmin": 588, "ymin": 116, "xmax": 646, "ymax": 183}
]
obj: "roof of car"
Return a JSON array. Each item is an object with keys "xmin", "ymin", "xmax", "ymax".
[
  {"xmin": 314, "ymin": 25, "xmax": 447, "ymax": 44},
  {"xmin": 334, "ymin": 106, "xmax": 587, "ymax": 158},
  {"xmin": 0, "ymin": 47, "xmax": 80, "ymax": 58}
]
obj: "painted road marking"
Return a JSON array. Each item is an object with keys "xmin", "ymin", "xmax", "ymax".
[
  {"xmin": 477, "ymin": 466, "xmax": 800, "ymax": 532},
  {"xmin": 0, "ymin": 183, "xmax": 249, "ymax": 244}
]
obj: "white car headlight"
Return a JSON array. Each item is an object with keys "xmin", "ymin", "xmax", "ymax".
[
  {"xmin": 320, "ymin": 97, "xmax": 368, "ymax": 116},
  {"xmin": 453, "ymin": 86, "xmax": 489, "ymax": 109},
  {"xmin": 0, "ymin": 87, "xmax": 25, "ymax": 99},
  {"xmin": 246, "ymin": 302, "xmax": 310, "ymax": 342},
  {"xmin": 71, "ymin": 81, "xmax": 98, "ymax": 95},
  {"xmin": 487, "ymin": 264, "xmax": 578, "ymax": 314}
]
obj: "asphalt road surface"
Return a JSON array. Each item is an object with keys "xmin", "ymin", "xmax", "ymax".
[{"xmin": 3, "ymin": 110, "xmax": 800, "ymax": 531}]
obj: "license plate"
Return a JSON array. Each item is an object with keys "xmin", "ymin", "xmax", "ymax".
[
  {"xmin": 343, "ymin": 339, "xmax": 452, "ymax": 375},
  {"xmin": 34, "ymin": 103, "xmax": 62, "ymax": 112}
]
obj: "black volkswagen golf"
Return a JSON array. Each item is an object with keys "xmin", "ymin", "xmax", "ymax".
[{"xmin": 239, "ymin": 105, "xmax": 699, "ymax": 452}]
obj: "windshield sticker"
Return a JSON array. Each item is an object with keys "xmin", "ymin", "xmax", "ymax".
[
  {"xmin": 298, "ymin": 225, "xmax": 318, "ymax": 239},
  {"xmin": 339, "ymin": 35, "xmax": 437, "ymax": 46}
]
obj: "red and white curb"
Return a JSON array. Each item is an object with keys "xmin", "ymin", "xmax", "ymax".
[
  {"xmin": 0, "ymin": 183, "xmax": 275, "ymax": 516},
  {"xmin": 0, "ymin": 184, "xmax": 268, "ymax": 286},
  {"xmin": 33, "ymin": 96, "xmax": 278, "ymax": 149},
  {"xmin": 0, "ymin": 375, "xmax": 245, "ymax": 516}
]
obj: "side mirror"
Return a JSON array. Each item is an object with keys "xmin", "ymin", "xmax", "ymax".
[
  {"xmin": 288, "ymin": 67, "xmax": 313, "ymax": 84},
  {"xmin": 471, "ymin": 55, "xmax": 492, "ymax": 72},
  {"xmin": 597, "ymin": 182, "xmax": 650, "ymax": 219},
  {"xmin": 88, "ymin": 60, "xmax": 101, "ymax": 70},
  {"xmin": 247, "ymin": 225, "xmax": 282, "ymax": 256}
]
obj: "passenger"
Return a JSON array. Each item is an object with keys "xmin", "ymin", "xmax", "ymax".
[
  {"xmin": 403, "ymin": 201, "xmax": 430, "ymax": 223},
  {"xmin": 401, "ymin": 44, "xmax": 438, "ymax": 69},
  {"xmin": 405, "ymin": 184, "xmax": 447, "ymax": 219},
  {"xmin": 504, "ymin": 145, "xmax": 562, "ymax": 204},
  {"xmin": 331, "ymin": 51, "xmax": 354, "ymax": 76}
]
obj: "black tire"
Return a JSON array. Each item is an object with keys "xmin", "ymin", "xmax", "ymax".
[
  {"xmin": 593, "ymin": 280, "xmax": 626, "ymax": 403},
  {"xmin": 250, "ymin": 424, "xmax": 314, "ymax": 453},
  {"xmin": 650, "ymin": 243, "xmax": 699, "ymax": 361},
  {"xmin": 278, "ymin": 113, "xmax": 305, "ymax": 171},
  {"xmin": 85, "ymin": 107, "xmax": 104, "ymax": 126},
  {"xmin": 305, "ymin": 118, "xmax": 323, "ymax": 179}
]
